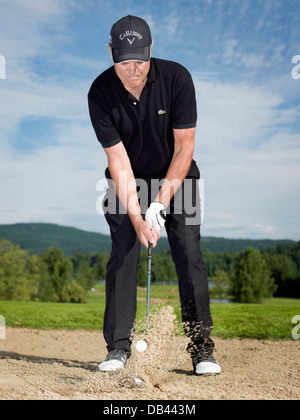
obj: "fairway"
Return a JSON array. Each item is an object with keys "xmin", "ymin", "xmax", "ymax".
[{"xmin": 0, "ymin": 284, "xmax": 299, "ymax": 340}]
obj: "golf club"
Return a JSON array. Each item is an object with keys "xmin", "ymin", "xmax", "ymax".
[
  {"xmin": 132, "ymin": 242, "xmax": 153, "ymax": 387},
  {"xmin": 146, "ymin": 242, "xmax": 152, "ymax": 335}
]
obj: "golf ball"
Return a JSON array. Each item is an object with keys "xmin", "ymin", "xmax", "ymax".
[{"xmin": 135, "ymin": 339, "xmax": 148, "ymax": 352}]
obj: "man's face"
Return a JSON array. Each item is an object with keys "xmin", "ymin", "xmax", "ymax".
[{"xmin": 113, "ymin": 59, "xmax": 151, "ymax": 90}]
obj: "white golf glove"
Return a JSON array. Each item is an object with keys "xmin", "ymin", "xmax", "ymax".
[{"xmin": 145, "ymin": 202, "xmax": 166, "ymax": 232}]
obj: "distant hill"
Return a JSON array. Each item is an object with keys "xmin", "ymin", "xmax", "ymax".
[
  {"xmin": 199, "ymin": 236, "xmax": 296, "ymax": 254},
  {"xmin": 0, "ymin": 223, "xmax": 296, "ymax": 257},
  {"xmin": 0, "ymin": 223, "xmax": 112, "ymax": 256}
]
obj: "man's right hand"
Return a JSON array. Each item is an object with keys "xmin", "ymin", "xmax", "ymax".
[{"xmin": 135, "ymin": 220, "xmax": 160, "ymax": 249}]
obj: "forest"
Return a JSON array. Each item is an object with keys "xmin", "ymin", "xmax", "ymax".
[{"xmin": 0, "ymin": 238, "xmax": 299, "ymax": 304}]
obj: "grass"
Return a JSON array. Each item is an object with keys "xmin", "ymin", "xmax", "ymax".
[
  {"xmin": 0, "ymin": 284, "xmax": 299, "ymax": 340},
  {"xmin": 210, "ymin": 300, "xmax": 300, "ymax": 340}
]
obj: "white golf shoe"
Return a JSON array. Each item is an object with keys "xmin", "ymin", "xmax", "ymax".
[
  {"xmin": 194, "ymin": 355, "xmax": 221, "ymax": 376},
  {"xmin": 99, "ymin": 349, "xmax": 128, "ymax": 372}
]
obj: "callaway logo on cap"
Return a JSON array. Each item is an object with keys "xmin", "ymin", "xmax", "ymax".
[{"xmin": 109, "ymin": 15, "xmax": 152, "ymax": 63}]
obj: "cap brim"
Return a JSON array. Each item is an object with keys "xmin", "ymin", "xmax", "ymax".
[{"xmin": 112, "ymin": 46, "xmax": 150, "ymax": 63}]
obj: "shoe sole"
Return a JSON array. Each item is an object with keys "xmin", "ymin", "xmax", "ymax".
[{"xmin": 195, "ymin": 371, "xmax": 221, "ymax": 376}]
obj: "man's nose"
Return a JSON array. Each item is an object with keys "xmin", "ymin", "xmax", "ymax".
[{"xmin": 127, "ymin": 62, "xmax": 137, "ymax": 74}]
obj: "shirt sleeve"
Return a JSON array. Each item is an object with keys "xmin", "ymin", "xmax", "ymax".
[
  {"xmin": 171, "ymin": 66, "xmax": 197, "ymax": 129},
  {"xmin": 88, "ymin": 94, "xmax": 121, "ymax": 148}
]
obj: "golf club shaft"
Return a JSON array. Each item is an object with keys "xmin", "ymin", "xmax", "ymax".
[{"xmin": 146, "ymin": 242, "xmax": 152, "ymax": 335}]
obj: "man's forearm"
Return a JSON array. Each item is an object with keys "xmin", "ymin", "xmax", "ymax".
[
  {"xmin": 110, "ymin": 167, "xmax": 143, "ymax": 230},
  {"xmin": 155, "ymin": 153, "xmax": 191, "ymax": 207},
  {"xmin": 106, "ymin": 144, "xmax": 143, "ymax": 231},
  {"xmin": 107, "ymin": 150, "xmax": 160, "ymax": 248},
  {"xmin": 154, "ymin": 128, "xmax": 195, "ymax": 209}
]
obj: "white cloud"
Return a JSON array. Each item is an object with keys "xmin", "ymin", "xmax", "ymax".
[
  {"xmin": 193, "ymin": 75, "xmax": 300, "ymax": 239},
  {"xmin": 194, "ymin": 78, "xmax": 285, "ymax": 150},
  {"xmin": 1, "ymin": 0, "xmax": 299, "ymax": 241},
  {"xmin": 0, "ymin": 0, "xmax": 109, "ymax": 234},
  {"xmin": 0, "ymin": 120, "xmax": 109, "ymax": 234},
  {"xmin": 0, "ymin": 0, "xmax": 81, "ymax": 128},
  {"xmin": 0, "ymin": 0, "xmax": 74, "ymax": 60}
]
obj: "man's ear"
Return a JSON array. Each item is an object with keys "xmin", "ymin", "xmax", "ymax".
[
  {"xmin": 108, "ymin": 45, "xmax": 114, "ymax": 63},
  {"xmin": 149, "ymin": 41, "xmax": 153, "ymax": 59}
]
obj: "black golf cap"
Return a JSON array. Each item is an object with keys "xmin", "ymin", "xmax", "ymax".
[{"xmin": 109, "ymin": 15, "xmax": 152, "ymax": 63}]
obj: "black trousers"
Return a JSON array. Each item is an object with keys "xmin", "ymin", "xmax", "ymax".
[{"xmin": 102, "ymin": 178, "xmax": 214, "ymax": 360}]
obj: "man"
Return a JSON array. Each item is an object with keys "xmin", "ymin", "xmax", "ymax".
[{"xmin": 88, "ymin": 15, "xmax": 221, "ymax": 376}]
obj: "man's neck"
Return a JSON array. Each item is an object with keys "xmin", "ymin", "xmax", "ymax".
[{"xmin": 123, "ymin": 79, "xmax": 147, "ymax": 101}]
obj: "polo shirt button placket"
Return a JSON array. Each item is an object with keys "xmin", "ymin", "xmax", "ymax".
[{"xmin": 131, "ymin": 99, "xmax": 143, "ymax": 120}]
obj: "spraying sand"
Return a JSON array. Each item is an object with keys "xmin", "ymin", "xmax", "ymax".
[{"xmin": 0, "ymin": 306, "xmax": 299, "ymax": 400}]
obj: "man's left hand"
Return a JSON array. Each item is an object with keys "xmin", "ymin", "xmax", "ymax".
[{"xmin": 145, "ymin": 202, "xmax": 167, "ymax": 232}]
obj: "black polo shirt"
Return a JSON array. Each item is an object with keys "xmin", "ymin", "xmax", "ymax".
[{"xmin": 88, "ymin": 57, "xmax": 199, "ymax": 179}]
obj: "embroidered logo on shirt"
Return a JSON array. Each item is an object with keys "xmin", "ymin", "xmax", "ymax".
[{"xmin": 158, "ymin": 110, "xmax": 166, "ymax": 115}]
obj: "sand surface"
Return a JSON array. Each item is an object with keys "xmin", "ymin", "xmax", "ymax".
[{"xmin": 0, "ymin": 307, "xmax": 299, "ymax": 400}]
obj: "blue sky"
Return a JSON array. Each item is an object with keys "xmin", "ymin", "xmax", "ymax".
[{"xmin": 0, "ymin": 0, "xmax": 300, "ymax": 240}]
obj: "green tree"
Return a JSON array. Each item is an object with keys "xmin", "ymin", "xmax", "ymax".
[
  {"xmin": 0, "ymin": 240, "xmax": 38, "ymax": 301},
  {"xmin": 151, "ymin": 251, "xmax": 174, "ymax": 283},
  {"xmin": 42, "ymin": 247, "xmax": 65, "ymax": 275},
  {"xmin": 42, "ymin": 247, "xmax": 72, "ymax": 301},
  {"xmin": 92, "ymin": 252, "xmax": 109, "ymax": 281},
  {"xmin": 137, "ymin": 250, "xmax": 177, "ymax": 286},
  {"xmin": 137, "ymin": 250, "xmax": 148, "ymax": 287},
  {"xmin": 210, "ymin": 269, "xmax": 230, "ymax": 301},
  {"xmin": 60, "ymin": 281, "xmax": 87, "ymax": 303},
  {"xmin": 263, "ymin": 249, "xmax": 300, "ymax": 297},
  {"xmin": 231, "ymin": 248, "xmax": 277, "ymax": 303},
  {"xmin": 75, "ymin": 260, "xmax": 94, "ymax": 291},
  {"xmin": 202, "ymin": 249, "xmax": 216, "ymax": 277},
  {"xmin": 36, "ymin": 259, "xmax": 55, "ymax": 302},
  {"xmin": 72, "ymin": 253, "xmax": 90, "ymax": 273},
  {"xmin": 263, "ymin": 254, "xmax": 297, "ymax": 283},
  {"xmin": 203, "ymin": 250, "xmax": 239, "ymax": 278}
]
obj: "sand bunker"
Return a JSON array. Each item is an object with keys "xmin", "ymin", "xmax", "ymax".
[{"xmin": 0, "ymin": 306, "xmax": 299, "ymax": 400}]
